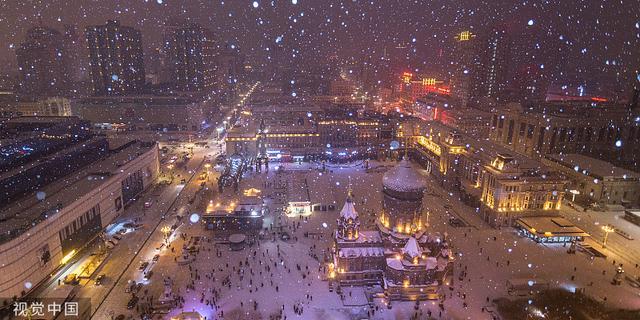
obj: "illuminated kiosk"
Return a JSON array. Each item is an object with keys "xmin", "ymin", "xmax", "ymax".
[{"xmin": 378, "ymin": 157, "xmax": 428, "ymax": 247}]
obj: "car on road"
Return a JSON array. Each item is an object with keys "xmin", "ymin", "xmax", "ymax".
[
  {"xmin": 180, "ymin": 178, "xmax": 186, "ymax": 184},
  {"xmin": 144, "ymin": 200, "xmax": 153, "ymax": 208},
  {"xmin": 139, "ymin": 261, "xmax": 149, "ymax": 271},
  {"xmin": 94, "ymin": 274, "xmax": 105, "ymax": 285},
  {"xmin": 112, "ymin": 234, "xmax": 123, "ymax": 241},
  {"xmin": 144, "ymin": 270, "xmax": 153, "ymax": 280},
  {"xmin": 127, "ymin": 296, "xmax": 139, "ymax": 309},
  {"xmin": 152, "ymin": 254, "xmax": 160, "ymax": 262},
  {"xmin": 123, "ymin": 222, "xmax": 144, "ymax": 230},
  {"xmin": 63, "ymin": 273, "xmax": 78, "ymax": 285}
]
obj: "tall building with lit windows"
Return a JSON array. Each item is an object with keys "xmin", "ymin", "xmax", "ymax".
[
  {"xmin": 469, "ymin": 26, "xmax": 509, "ymax": 106},
  {"xmin": 163, "ymin": 22, "xmax": 217, "ymax": 92},
  {"xmin": 469, "ymin": 23, "xmax": 563, "ymax": 106},
  {"xmin": 86, "ymin": 20, "xmax": 145, "ymax": 96},
  {"xmin": 450, "ymin": 30, "xmax": 477, "ymax": 106}
]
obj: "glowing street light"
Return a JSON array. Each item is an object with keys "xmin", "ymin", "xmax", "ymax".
[
  {"xmin": 204, "ymin": 163, "xmax": 211, "ymax": 181},
  {"xmin": 601, "ymin": 225, "xmax": 614, "ymax": 248},
  {"xmin": 161, "ymin": 225, "xmax": 172, "ymax": 244},
  {"xmin": 216, "ymin": 127, "xmax": 224, "ymax": 139}
]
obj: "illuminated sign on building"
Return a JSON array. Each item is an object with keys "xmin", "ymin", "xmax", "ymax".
[
  {"xmin": 422, "ymin": 78, "xmax": 437, "ymax": 86},
  {"xmin": 455, "ymin": 30, "xmax": 475, "ymax": 42},
  {"xmin": 402, "ymin": 72, "xmax": 413, "ymax": 84},
  {"xmin": 416, "ymin": 136, "xmax": 442, "ymax": 156}
]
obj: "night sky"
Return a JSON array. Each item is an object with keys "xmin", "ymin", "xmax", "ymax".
[{"xmin": 1, "ymin": 0, "xmax": 639, "ymax": 90}]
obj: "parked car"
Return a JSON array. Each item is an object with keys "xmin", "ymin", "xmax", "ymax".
[
  {"xmin": 144, "ymin": 200, "xmax": 153, "ymax": 208},
  {"xmin": 94, "ymin": 274, "xmax": 105, "ymax": 285},
  {"xmin": 139, "ymin": 261, "xmax": 149, "ymax": 271},
  {"xmin": 112, "ymin": 234, "xmax": 123, "ymax": 241},
  {"xmin": 63, "ymin": 273, "xmax": 78, "ymax": 285},
  {"xmin": 152, "ymin": 254, "xmax": 160, "ymax": 262}
]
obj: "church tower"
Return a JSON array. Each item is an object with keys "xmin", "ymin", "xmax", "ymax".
[{"xmin": 336, "ymin": 189, "xmax": 360, "ymax": 241}]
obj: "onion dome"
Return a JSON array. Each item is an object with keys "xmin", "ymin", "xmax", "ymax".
[{"xmin": 382, "ymin": 158, "xmax": 426, "ymax": 200}]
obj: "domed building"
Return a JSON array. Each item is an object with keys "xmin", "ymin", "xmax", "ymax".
[
  {"xmin": 384, "ymin": 235, "xmax": 453, "ymax": 300},
  {"xmin": 378, "ymin": 158, "xmax": 428, "ymax": 244},
  {"xmin": 330, "ymin": 159, "xmax": 453, "ymax": 301}
]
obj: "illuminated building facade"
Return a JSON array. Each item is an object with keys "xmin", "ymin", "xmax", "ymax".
[
  {"xmin": 406, "ymin": 121, "xmax": 568, "ymax": 227},
  {"xmin": 0, "ymin": 139, "xmax": 159, "ymax": 300},
  {"xmin": 86, "ymin": 20, "xmax": 145, "ymax": 96},
  {"xmin": 331, "ymin": 163, "xmax": 453, "ymax": 301},
  {"xmin": 226, "ymin": 101, "xmax": 394, "ymax": 160},
  {"xmin": 202, "ymin": 196, "xmax": 266, "ymax": 237},
  {"xmin": 478, "ymin": 153, "xmax": 567, "ymax": 227}
]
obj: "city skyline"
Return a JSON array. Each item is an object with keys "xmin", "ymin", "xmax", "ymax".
[
  {"xmin": 1, "ymin": 1, "xmax": 639, "ymax": 97},
  {"xmin": 1, "ymin": 2, "xmax": 640, "ymax": 320}
]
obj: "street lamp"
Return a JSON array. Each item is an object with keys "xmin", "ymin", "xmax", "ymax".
[
  {"xmin": 204, "ymin": 163, "xmax": 211, "ymax": 181},
  {"xmin": 601, "ymin": 225, "xmax": 614, "ymax": 248},
  {"xmin": 166, "ymin": 164, "xmax": 175, "ymax": 180},
  {"xmin": 216, "ymin": 127, "xmax": 224, "ymax": 139},
  {"xmin": 161, "ymin": 226, "xmax": 172, "ymax": 244}
]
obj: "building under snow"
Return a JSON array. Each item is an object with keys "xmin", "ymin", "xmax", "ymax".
[{"xmin": 330, "ymin": 158, "xmax": 453, "ymax": 301}]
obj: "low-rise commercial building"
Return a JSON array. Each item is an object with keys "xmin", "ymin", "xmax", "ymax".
[
  {"xmin": 71, "ymin": 95, "xmax": 210, "ymax": 132},
  {"xmin": 407, "ymin": 121, "xmax": 567, "ymax": 227},
  {"xmin": 489, "ymin": 102, "xmax": 640, "ymax": 170},
  {"xmin": 226, "ymin": 99, "xmax": 394, "ymax": 161},
  {"xmin": 542, "ymin": 153, "xmax": 640, "ymax": 208},
  {"xmin": 0, "ymin": 140, "xmax": 159, "ymax": 300}
]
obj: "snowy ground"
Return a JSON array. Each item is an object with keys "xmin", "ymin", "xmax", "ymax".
[{"xmin": 97, "ymin": 160, "xmax": 640, "ymax": 320}]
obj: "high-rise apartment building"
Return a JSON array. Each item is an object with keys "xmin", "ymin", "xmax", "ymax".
[
  {"xmin": 450, "ymin": 30, "xmax": 477, "ymax": 107},
  {"xmin": 469, "ymin": 26, "xmax": 510, "ymax": 106},
  {"xmin": 163, "ymin": 22, "xmax": 217, "ymax": 92},
  {"xmin": 62, "ymin": 25, "xmax": 88, "ymax": 85},
  {"xmin": 469, "ymin": 23, "xmax": 563, "ymax": 106},
  {"xmin": 16, "ymin": 26, "xmax": 67, "ymax": 97},
  {"xmin": 85, "ymin": 20, "xmax": 145, "ymax": 96}
]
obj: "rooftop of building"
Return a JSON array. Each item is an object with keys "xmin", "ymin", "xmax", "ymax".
[
  {"xmin": 516, "ymin": 216, "xmax": 590, "ymax": 238},
  {"xmin": 0, "ymin": 140, "xmax": 156, "ymax": 244},
  {"xmin": 335, "ymin": 230, "xmax": 382, "ymax": 245},
  {"xmin": 73, "ymin": 95, "xmax": 202, "ymax": 105},
  {"xmin": 545, "ymin": 153, "xmax": 639, "ymax": 180}
]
